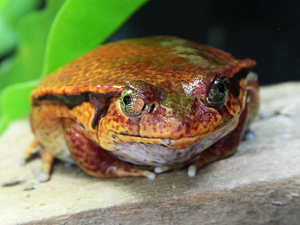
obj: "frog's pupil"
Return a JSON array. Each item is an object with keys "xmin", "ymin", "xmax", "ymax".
[
  {"xmin": 218, "ymin": 82, "xmax": 225, "ymax": 94},
  {"xmin": 123, "ymin": 95, "xmax": 132, "ymax": 105}
]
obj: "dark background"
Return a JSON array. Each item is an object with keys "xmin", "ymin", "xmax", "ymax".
[{"xmin": 109, "ymin": 0, "xmax": 300, "ymax": 85}]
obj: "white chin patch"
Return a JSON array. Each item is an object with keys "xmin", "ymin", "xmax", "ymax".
[
  {"xmin": 112, "ymin": 131, "xmax": 225, "ymax": 166},
  {"xmin": 111, "ymin": 114, "xmax": 239, "ymax": 166}
]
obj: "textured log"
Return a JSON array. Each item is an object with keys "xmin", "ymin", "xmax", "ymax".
[{"xmin": 0, "ymin": 82, "xmax": 300, "ymax": 225}]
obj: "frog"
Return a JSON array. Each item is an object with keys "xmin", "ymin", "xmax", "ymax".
[{"xmin": 25, "ymin": 36, "xmax": 259, "ymax": 181}]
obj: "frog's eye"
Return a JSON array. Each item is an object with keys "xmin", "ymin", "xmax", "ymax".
[
  {"xmin": 206, "ymin": 78, "xmax": 227, "ymax": 108},
  {"xmin": 120, "ymin": 89, "xmax": 150, "ymax": 117}
]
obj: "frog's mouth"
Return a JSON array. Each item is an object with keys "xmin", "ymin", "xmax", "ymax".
[
  {"xmin": 114, "ymin": 113, "xmax": 239, "ymax": 148},
  {"xmin": 100, "ymin": 113, "xmax": 240, "ymax": 166}
]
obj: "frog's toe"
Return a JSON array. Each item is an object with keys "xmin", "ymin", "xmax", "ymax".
[
  {"xmin": 154, "ymin": 166, "xmax": 169, "ymax": 173},
  {"xmin": 37, "ymin": 172, "xmax": 50, "ymax": 182},
  {"xmin": 187, "ymin": 165, "xmax": 197, "ymax": 177},
  {"xmin": 155, "ymin": 163, "xmax": 189, "ymax": 174},
  {"xmin": 144, "ymin": 171, "xmax": 156, "ymax": 180},
  {"xmin": 38, "ymin": 149, "xmax": 54, "ymax": 182},
  {"xmin": 243, "ymin": 128, "xmax": 256, "ymax": 140},
  {"xmin": 19, "ymin": 158, "xmax": 26, "ymax": 165},
  {"xmin": 156, "ymin": 163, "xmax": 198, "ymax": 177}
]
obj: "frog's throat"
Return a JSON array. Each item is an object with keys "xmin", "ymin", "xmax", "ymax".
[{"xmin": 102, "ymin": 114, "xmax": 240, "ymax": 166}]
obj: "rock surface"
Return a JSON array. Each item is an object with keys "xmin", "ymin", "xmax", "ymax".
[{"xmin": 0, "ymin": 82, "xmax": 300, "ymax": 225}]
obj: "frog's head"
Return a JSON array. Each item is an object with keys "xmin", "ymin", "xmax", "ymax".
[
  {"xmin": 97, "ymin": 69, "xmax": 254, "ymax": 152},
  {"xmin": 90, "ymin": 37, "xmax": 257, "ymax": 156}
]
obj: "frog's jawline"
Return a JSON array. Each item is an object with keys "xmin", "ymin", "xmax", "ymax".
[{"xmin": 110, "ymin": 113, "xmax": 239, "ymax": 166}]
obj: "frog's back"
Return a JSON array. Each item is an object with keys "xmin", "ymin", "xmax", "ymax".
[{"xmin": 31, "ymin": 36, "xmax": 256, "ymax": 98}]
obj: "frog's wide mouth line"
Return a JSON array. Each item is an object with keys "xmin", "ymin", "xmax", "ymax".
[
  {"xmin": 100, "ymin": 114, "xmax": 240, "ymax": 166},
  {"xmin": 107, "ymin": 113, "xmax": 240, "ymax": 150}
]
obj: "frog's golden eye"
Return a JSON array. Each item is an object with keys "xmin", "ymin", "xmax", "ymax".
[
  {"xmin": 120, "ymin": 89, "xmax": 150, "ymax": 117},
  {"xmin": 206, "ymin": 78, "xmax": 227, "ymax": 108}
]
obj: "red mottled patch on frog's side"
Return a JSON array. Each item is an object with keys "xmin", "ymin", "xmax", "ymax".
[
  {"xmin": 74, "ymin": 136, "xmax": 85, "ymax": 147},
  {"xmin": 64, "ymin": 119, "xmax": 139, "ymax": 178}
]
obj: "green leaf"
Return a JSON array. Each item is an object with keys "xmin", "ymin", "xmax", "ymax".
[
  {"xmin": 0, "ymin": 0, "xmax": 148, "ymax": 135},
  {"xmin": 0, "ymin": 0, "xmax": 10, "ymax": 9},
  {"xmin": 0, "ymin": 0, "xmax": 41, "ymax": 25},
  {"xmin": 0, "ymin": 20, "xmax": 15, "ymax": 56},
  {"xmin": 0, "ymin": 0, "xmax": 65, "ymax": 133},
  {"xmin": 0, "ymin": 80, "xmax": 37, "ymax": 134},
  {"xmin": 43, "ymin": 0, "xmax": 148, "ymax": 75},
  {"xmin": 0, "ymin": 0, "xmax": 66, "ymax": 91},
  {"xmin": 0, "ymin": 0, "xmax": 41, "ymax": 57}
]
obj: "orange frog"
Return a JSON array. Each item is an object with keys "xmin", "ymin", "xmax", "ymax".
[{"xmin": 25, "ymin": 36, "xmax": 259, "ymax": 181}]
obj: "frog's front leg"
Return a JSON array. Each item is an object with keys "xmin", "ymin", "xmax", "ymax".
[
  {"xmin": 23, "ymin": 138, "xmax": 55, "ymax": 182},
  {"xmin": 62, "ymin": 119, "xmax": 155, "ymax": 179}
]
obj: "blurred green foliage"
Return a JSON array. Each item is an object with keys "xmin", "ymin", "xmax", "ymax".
[{"xmin": 0, "ymin": 0, "xmax": 148, "ymax": 134}]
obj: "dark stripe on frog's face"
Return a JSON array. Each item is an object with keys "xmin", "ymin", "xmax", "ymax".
[
  {"xmin": 224, "ymin": 67, "xmax": 256, "ymax": 97},
  {"xmin": 36, "ymin": 93, "xmax": 90, "ymax": 110},
  {"xmin": 33, "ymin": 92, "xmax": 118, "ymax": 129},
  {"xmin": 89, "ymin": 92, "xmax": 117, "ymax": 129}
]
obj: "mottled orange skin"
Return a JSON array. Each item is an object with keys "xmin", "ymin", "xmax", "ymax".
[{"xmin": 27, "ymin": 36, "xmax": 259, "ymax": 181}]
